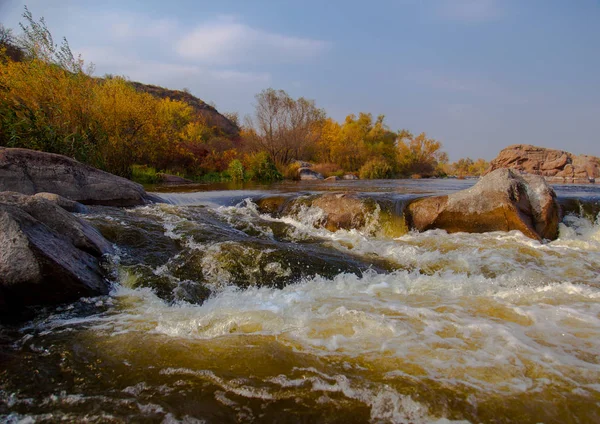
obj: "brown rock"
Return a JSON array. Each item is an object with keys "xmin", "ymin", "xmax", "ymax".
[
  {"xmin": 256, "ymin": 196, "xmax": 290, "ymax": 216},
  {"xmin": 325, "ymin": 176, "xmax": 341, "ymax": 181},
  {"xmin": 406, "ymin": 169, "xmax": 560, "ymax": 241},
  {"xmin": 486, "ymin": 144, "xmax": 600, "ymax": 183},
  {"xmin": 311, "ymin": 193, "xmax": 372, "ymax": 231},
  {"xmin": 0, "ymin": 148, "xmax": 150, "ymax": 206}
]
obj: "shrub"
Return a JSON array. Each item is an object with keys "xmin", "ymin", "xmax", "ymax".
[
  {"xmin": 227, "ymin": 159, "xmax": 245, "ymax": 182},
  {"xmin": 131, "ymin": 164, "xmax": 159, "ymax": 184},
  {"xmin": 245, "ymin": 152, "xmax": 283, "ymax": 182},
  {"xmin": 359, "ymin": 158, "xmax": 393, "ymax": 179},
  {"xmin": 312, "ymin": 162, "xmax": 343, "ymax": 178},
  {"xmin": 284, "ymin": 162, "xmax": 301, "ymax": 180}
]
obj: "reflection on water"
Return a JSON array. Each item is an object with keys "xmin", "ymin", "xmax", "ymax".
[{"xmin": 1, "ymin": 180, "xmax": 600, "ymax": 423}]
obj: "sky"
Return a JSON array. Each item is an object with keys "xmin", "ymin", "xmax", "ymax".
[{"xmin": 1, "ymin": 0, "xmax": 599, "ymax": 160}]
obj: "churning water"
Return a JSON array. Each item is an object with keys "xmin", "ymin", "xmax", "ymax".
[{"xmin": 1, "ymin": 180, "xmax": 600, "ymax": 423}]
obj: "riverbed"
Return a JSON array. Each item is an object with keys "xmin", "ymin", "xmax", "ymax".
[{"xmin": 1, "ymin": 179, "xmax": 599, "ymax": 423}]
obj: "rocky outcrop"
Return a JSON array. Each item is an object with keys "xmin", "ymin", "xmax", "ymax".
[
  {"xmin": 486, "ymin": 144, "xmax": 600, "ymax": 183},
  {"xmin": 0, "ymin": 148, "xmax": 150, "ymax": 206},
  {"xmin": 298, "ymin": 167, "xmax": 324, "ymax": 180},
  {"xmin": 0, "ymin": 192, "xmax": 112, "ymax": 317},
  {"xmin": 406, "ymin": 169, "xmax": 560, "ymax": 241}
]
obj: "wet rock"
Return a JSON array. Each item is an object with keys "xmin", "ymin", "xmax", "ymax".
[
  {"xmin": 32, "ymin": 192, "xmax": 88, "ymax": 213},
  {"xmin": 298, "ymin": 167, "xmax": 324, "ymax": 180},
  {"xmin": 343, "ymin": 174, "xmax": 359, "ymax": 180},
  {"xmin": 311, "ymin": 193, "xmax": 374, "ymax": 231},
  {"xmin": 157, "ymin": 173, "xmax": 194, "ymax": 184},
  {"xmin": 325, "ymin": 176, "xmax": 341, "ymax": 181},
  {"xmin": 486, "ymin": 144, "xmax": 600, "ymax": 184},
  {"xmin": 0, "ymin": 192, "xmax": 112, "ymax": 256},
  {"xmin": 256, "ymin": 196, "xmax": 291, "ymax": 216},
  {"xmin": 0, "ymin": 193, "xmax": 112, "ymax": 317},
  {"xmin": 0, "ymin": 147, "xmax": 150, "ymax": 206},
  {"xmin": 406, "ymin": 169, "xmax": 560, "ymax": 240}
]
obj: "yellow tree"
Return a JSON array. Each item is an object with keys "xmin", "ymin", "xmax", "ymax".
[
  {"xmin": 92, "ymin": 77, "xmax": 157, "ymax": 176},
  {"xmin": 397, "ymin": 132, "xmax": 445, "ymax": 177}
]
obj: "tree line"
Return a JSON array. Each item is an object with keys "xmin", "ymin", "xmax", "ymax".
[{"xmin": 0, "ymin": 8, "xmax": 488, "ymax": 183}]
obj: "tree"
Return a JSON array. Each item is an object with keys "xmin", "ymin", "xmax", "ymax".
[
  {"xmin": 246, "ymin": 88, "xmax": 326, "ymax": 166},
  {"xmin": 397, "ymin": 132, "xmax": 445, "ymax": 177}
]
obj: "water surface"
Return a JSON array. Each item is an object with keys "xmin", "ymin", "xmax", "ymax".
[{"xmin": 1, "ymin": 179, "xmax": 600, "ymax": 423}]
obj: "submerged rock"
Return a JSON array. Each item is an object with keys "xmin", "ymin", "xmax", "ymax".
[
  {"xmin": 406, "ymin": 169, "xmax": 560, "ymax": 240},
  {"xmin": 0, "ymin": 147, "xmax": 150, "ymax": 206},
  {"xmin": 0, "ymin": 192, "xmax": 112, "ymax": 318}
]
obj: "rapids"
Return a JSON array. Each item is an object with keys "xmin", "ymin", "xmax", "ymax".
[{"xmin": 1, "ymin": 180, "xmax": 600, "ymax": 423}]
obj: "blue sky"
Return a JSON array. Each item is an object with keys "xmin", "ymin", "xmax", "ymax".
[{"xmin": 2, "ymin": 0, "xmax": 599, "ymax": 160}]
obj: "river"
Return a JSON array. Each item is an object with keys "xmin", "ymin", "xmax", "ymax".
[{"xmin": 1, "ymin": 179, "xmax": 599, "ymax": 423}]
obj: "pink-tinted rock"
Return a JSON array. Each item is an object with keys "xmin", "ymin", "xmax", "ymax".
[{"xmin": 486, "ymin": 144, "xmax": 600, "ymax": 184}]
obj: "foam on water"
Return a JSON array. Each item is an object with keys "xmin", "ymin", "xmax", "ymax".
[{"xmin": 4, "ymin": 198, "xmax": 600, "ymax": 423}]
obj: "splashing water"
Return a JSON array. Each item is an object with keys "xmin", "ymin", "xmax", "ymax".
[{"xmin": 1, "ymin": 185, "xmax": 600, "ymax": 423}]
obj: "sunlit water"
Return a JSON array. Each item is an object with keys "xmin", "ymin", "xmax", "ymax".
[{"xmin": 1, "ymin": 180, "xmax": 600, "ymax": 423}]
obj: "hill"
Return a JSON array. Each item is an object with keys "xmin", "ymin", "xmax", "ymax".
[{"xmin": 128, "ymin": 81, "xmax": 239, "ymax": 137}]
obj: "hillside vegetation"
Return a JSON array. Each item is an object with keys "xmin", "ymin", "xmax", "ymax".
[{"xmin": 0, "ymin": 8, "xmax": 488, "ymax": 183}]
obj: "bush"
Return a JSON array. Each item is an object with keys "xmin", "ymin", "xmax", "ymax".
[
  {"xmin": 245, "ymin": 152, "xmax": 283, "ymax": 182},
  {"xmin": 131, "ymin": 164, "xmax": 159, "ymax": 184},
  {"xmin": 227, "ymin": 159, "xmax": 245, "ymax": 182},
  {"xmin": 312, "ymin": 162, "xmax": 343, "ymax": 178},
  {"xmin": 359, "ymin": 159, "xmax": 393, "ymax": 179},
  {"xmin": 284, "ymin": 162, "xmax": 301, "ymax": 180}
]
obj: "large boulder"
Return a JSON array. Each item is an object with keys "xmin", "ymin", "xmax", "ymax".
[
  {"xmin": 486, "ymin": 144, "xmax": 600, "ymax": 183},
  {"xmin": 0, "ymin": 148, "xmax": 150, "ymax": 206},
  {"xmin": 0, "ymin": 192, "xmax": 112, "ymax": 317},
  {"xmin": 406, "ymin": 169, "xmax": 560, "ymax": 240}
]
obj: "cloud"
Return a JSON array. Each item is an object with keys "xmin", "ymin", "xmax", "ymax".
[
  {"xmin": 436, "ymin": 0, "xmax": 503, "ymax": 23},
  {"xmin": 78, "ymin": 45, "xmax": 270, "ymax": 86},
  {"xmin": 176, "ymin": 16, "xmax": 331, "ymax": 65}
]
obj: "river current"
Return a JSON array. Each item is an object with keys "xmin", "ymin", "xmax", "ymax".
[{"xmin": 1, "ymin": 179, "xmax": 600, "ymax": 423}]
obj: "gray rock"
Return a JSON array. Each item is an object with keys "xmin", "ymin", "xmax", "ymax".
[
  {"xmin": 0, "ymin": 192, "xmax": 111, "ymax": 256},
  {"xmin": 298, "ymin": 167, "xmax": 324, "ymax": 180},
  {"xmin": 0, "ymin": 194, "xmax": 112, "ymax": 316},
  {"xmin": 0, "ymin": 148, "xmax": 149, "ymax": 206},
  {"xmin": 33, "ymin": 192, "xmax": 88, "ymax": 213},
  {"xmin": 343, "ymin": 174, "xmax": 359, "ymax": 180},
  {"xmin": 406, "ymin": 169, "xmax": 560, "ymax": 240},
  {"xmin": 325, "ymin": 176, "xmax": 341, "ymax": 181}
]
